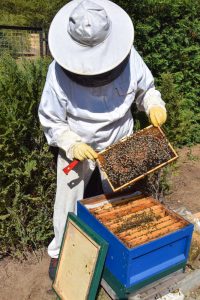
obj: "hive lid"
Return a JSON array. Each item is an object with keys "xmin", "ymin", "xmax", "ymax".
[{"xmin": 53, "ymin": 213, "xmax": 108, "ymax": 300}]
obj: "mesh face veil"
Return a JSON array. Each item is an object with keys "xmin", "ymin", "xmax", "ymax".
[{"xmin": 62, "ymin": 53, "xmax": 130, "ymax": 87}]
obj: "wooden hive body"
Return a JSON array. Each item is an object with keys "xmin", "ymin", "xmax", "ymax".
[{"xmin": 77, "ymin": 192, "xmax": 194, "ymax": 298}]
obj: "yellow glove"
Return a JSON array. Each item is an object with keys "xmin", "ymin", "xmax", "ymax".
[
  {"xmin": 149, "ymin": 106, "xmax": 167, "ymax": 127},
  {"xmin": 72, "ymin": 142, "xmax": 98, "ymax": 161}
]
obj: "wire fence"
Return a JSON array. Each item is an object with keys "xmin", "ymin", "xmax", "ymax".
[{"xmin": 0, "ymin": 25, "xmax": 48, "ymax": 59}]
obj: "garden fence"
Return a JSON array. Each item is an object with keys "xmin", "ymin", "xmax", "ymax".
[{"xmin": 0, "ymin": 25, "xmax": 48, "ymax": 59}]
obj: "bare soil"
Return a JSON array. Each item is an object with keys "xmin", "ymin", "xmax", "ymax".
[
  {"xmin": 0, "ymin": 145, "xmax": 200, "ymax": 300},
  {"xmin": 164, "ymin": 144, "xmax": 200, "ymax": 213},
  {"xmin": 0, "ymin": 251, "xmax": 54, "ymax": 300}
]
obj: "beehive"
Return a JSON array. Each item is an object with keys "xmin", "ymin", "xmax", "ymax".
[
  {"xmin": 77, "ymin": 192, "xmax": 194, "ymax": 298},
  {"xmin": 97, "ymin": 126, "xmax": 178, "ymax": 191}
]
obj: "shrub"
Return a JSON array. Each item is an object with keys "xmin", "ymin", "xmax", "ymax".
[
  {"xmin": 159, "ymin": 73, "xmax": 198, "ymax": 146},
  {"xmin": 117, "ymin": 0, "xmax": 200, "ymax": 145},
  {"xmin": 0, "ymin": 55, "xmax": 56, "ymax": 257}
]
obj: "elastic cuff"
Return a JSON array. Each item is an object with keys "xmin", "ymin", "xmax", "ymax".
[
  {"xmin": 56, "ymin": 133, "xmax": 82, "ymax": 160},
  {"xmin": 147, "ymin": 103, "xmax": 167, "ymax": 116},
  {"xmin": 144, "ymin": 97, "xmax": 166, "ymax": 115},
  {"xmin": 66, "ymin": 142, "xmax": 82, "ymax": 161}
]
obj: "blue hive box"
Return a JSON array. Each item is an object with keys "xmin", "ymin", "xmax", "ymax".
[{"xmin": 77, "ymin": 192, "xmax": 194, "ymax": 298}]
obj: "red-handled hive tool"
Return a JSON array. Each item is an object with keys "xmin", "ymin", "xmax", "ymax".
[
  {"xmin": 63, "ymin": 160, "xmax": 79, "ymax": 175},
  {"xmin": 62, "ymin": 154, "xmax": 103, "ymax": 175}
]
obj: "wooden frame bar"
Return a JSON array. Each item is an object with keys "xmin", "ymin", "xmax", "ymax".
[{"xmin": 97, "ymin": 125, "xmax": 178, "ymax": 192}]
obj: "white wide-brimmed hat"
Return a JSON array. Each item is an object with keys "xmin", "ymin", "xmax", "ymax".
[{"xmin": 48, "ymin": 0, "xmax": 134, "ymax": 75}]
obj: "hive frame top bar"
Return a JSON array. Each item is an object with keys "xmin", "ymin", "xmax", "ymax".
[
  {"xmin": 97, "ymin": 125, "xmax": 178, "ymax": 192},
  {"xmin": 80, "ymin": 193, "xmax": 189, "ymax": 226},
  {"xmin": 80, "ymin": 193, "xmax": 189, "ymax": 249}
]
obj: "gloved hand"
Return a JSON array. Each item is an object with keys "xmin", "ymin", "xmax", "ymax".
[
  {"xmin": 149, "ymin": 106, "xmax": 167, "ymax": 127},
  {"xmin": 72, "ymin": 142, "xmax": 98, "ymax": 161}
]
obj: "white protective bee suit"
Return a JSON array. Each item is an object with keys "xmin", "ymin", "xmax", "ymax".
[{"xmin": 38, "ymin": 46, "xmax": 166, "ymax": 258}]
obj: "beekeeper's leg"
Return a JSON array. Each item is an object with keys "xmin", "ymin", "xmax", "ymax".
[{"xmin": 48, "ymin": 150, "xmax": 95, "ymax": 258}]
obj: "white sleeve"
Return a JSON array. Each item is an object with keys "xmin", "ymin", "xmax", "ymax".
[
  {"xmin": 133, "ymin": 49, "xmax": 166, "ymax": 115},
  {"xmin": 38, "ymin": 65, "xmax": 82, "ymax": 160}
]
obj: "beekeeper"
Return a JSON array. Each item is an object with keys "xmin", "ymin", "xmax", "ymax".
[{"xmin": 38, "ymin": 0, "xmax": 167, "ymax": 280}]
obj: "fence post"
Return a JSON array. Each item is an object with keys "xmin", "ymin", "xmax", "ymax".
[
  {"xmin": 39, "ymin": 29, "xmax": 44, "ymax": 57},
  {"xmin": 44, "ymin": 32, "xmax": 49, "ymax": 56}
]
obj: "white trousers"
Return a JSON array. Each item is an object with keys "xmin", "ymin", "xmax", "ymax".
[{"xmin": 48, "ymin": 150, "xmax": 112, "ymax": 258}]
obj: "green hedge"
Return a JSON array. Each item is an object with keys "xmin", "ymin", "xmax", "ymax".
[
  {"xmin": 120, "ymin": 0, "xmax": 200, "ymax": 145},
  {"xmin": 0, "ymin": 0, "xmax": 200, "ymax": 256},
  {"xmin": 0, "ymin": 56, "xmax": 56, "ymax": 257}
]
